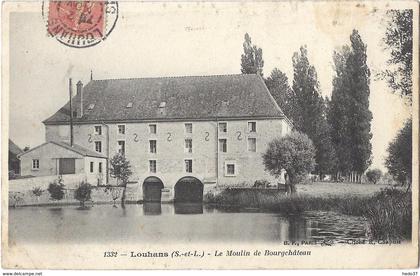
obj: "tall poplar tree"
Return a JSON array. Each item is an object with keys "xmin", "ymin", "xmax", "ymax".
[
  {"xmin": 292, "ymin": 46, "xmax": 336, "ymax": 176},
  {"xmin": 240, "ymin": 33, "xmax": 264, "ymax": 76},
  {"xmin": 329, "ymin": 30, "xmax": 372, "ymax": 175},
  {"xmin": 265, "ymin": 68, "xmax": 297, "ymax": 123}
]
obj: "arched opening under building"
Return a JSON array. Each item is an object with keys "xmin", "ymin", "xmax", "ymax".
[
  {"xmin": 142, "ymin": 176, "xmax": 164, "ymax": 202},
  {"xmin": 174, "ymin": 176, "xmax": 204, "ymax": 203}
]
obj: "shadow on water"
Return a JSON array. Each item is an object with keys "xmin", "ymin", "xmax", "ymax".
[
  {"xmin": 174, "ymin": 202, "xmax": 203, "ymax": 214},
  {"xmin": 286, "ymin": 215, "xmax": 308, "ymax": 242},
  {"xmin": 143, "ymin": 202, "xmax": 162, "ymax": 215},
  {"xmin": 76, "ymin": 206, "xmax": 92, "ymax": 211},
  {"xmin": 48, "ymin": 207, "xmax": 64, "ymax": 217}
]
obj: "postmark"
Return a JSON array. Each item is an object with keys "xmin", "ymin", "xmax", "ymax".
[{"xmin": 42, "ymin": 1, "xmax": 118, "ymax": 48}]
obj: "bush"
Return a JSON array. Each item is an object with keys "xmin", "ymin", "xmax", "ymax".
[
  {"xmin": 366, "ymin": 169, "xmax": 382, "ymax": 184},
  {"xmin": 365, "ymin": 188, "xmax": 411, "ymax": 240},
  {"xmin": 9, "ymin": 192, "xmax": 24, "ymax": 207},
  {"xmin": 32, "ymin": 187, "xmax": 44, "ymax": 197},
  {"xmin": 47, "ymin": 181, "xmax": 65, "ymax": 201},
  {"xmin": 253, "ymin": 179, "xmax": 270, "ymax": 188},
  {"xmin": 74, "ymin": 181, "xmax": 92, "ymax": 207},
  {"xmin": 206, "ymin": 186, "xmax": 411, "ymax": 240}
]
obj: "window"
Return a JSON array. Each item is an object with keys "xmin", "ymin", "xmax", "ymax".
[
  {"xmin": 94, "ymin": 125, "xmax": 102, "ymax": 135},
  {"xmin": 248, "ymin": 138, "xmax": 257, "ymax": 152},
  {"xmin": 118, "ymin": 140, "xmax": 125, "ymax": 155},
  {"xmin": 149, "ymin": 160, "xmax": 157, "ymax": 173},
  {"xmin": 185, "ymin": 123, "xmax": 192, "ymax": 134},
  {"xmin": 95, "ymin": 141, "xmax": 102, "ymax": 153},
  {"xmin": 248, "ymin": 122, "xmax": 256, "ymax": 133},
  {"xmin": 32, "ymin": 159, "xmax": 39, "ymax": 170},
  {"xmin": 118, "ymin": 125, "xmax": 125, "ymax": 135},
  {"xmin": 90, "ymin": 162, "xmax": 94, "ymax": 173},
  {"xmin": 185, "ymin": 139, "xmax": 192, "ymax": 153},
  {"xmin": 149, "ymin": 124, "xmax": 157, "ymax": 134},
  {"xmin": 218, "ymin": 122, "xmax": 227, "ymax": 133},
  {"xmin": 219, "ymin": 139, "xmax": 227, "ymax": 153},
  {"xmin": 149, "ymin": 140, "xmax": 157, "ymax": 153},
  {"xmin": 226, "ymin": 163, "xmax": 236, "ymax": 176},
  {"xmin": 185, "ymin": 159, "xmax": 192, "ymax": 173},
  {"xmin": 98, "ymin": 162, "xmax": 102, "ymax": 173}
]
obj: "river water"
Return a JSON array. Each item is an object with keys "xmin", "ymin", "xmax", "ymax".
[{"xmin": 9, "ymin": 203, "xmax": 368, "ymax": 244}]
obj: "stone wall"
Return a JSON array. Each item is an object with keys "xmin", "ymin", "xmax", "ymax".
[
  {"xmin": 8, "ymin": 186, "xmax": 124, "ymax": 207},
  {"xmin": 9, "ymin": 174, "xmax": 87, "ymax": 192}
]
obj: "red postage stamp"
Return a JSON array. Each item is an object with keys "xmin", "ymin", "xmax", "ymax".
[{"xmin": 45, "ymin": 1, "xmax": 118, "ymax": 48}]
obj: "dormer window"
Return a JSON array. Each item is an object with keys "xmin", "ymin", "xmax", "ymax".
[
  {"xmin": 159, "ymin": 101, "xmax": 166, "ymax": 108},
  {"xmin": 158, "ymin": 101, "xmax": 166, "ymax": 115},
  {"xmin": 88, "ymin": 103, "xmax": 95, "ymax": 110},
  {"xmin": 126, "ymin": 102, "xmax": 133, "ymax": 108}
]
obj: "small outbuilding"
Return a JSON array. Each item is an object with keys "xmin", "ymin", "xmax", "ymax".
[
  {"xmin": 9, "ymin": 139, "xmax": 23, "ymax": 177},
  {"xmin": 18, "ymin": 141, "xmax": 107, "ymax": 185}
]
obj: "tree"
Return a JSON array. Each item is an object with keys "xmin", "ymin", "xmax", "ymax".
[
  {"xmin": 380, "ymin": 9, "xmax": 413, "ymax": 101},
  {"xmin": 47, "ymin": 179, "xmax": 65, "ymax": 201},
  {"xmin": 240, "ymin": 33, "xmax": 264, "ymax": 76},
  {"xmin": 74, "ymin": 181, "xmax": 92, "ymax": 208},
  {"xmin": 265, "ymin": 68, "xmax": 298, "ymax": 123},
  {"xmin": 366, "ymin": 169, "xmax": 382, "ymax": 184},
  {"xmin": 105, "ymin": 185, "xmax": 122, "ymax": 207},
  {"xmin": 263, "ymin": 131, "xmax": 316, "ymax": 193},
  {"xmin": 291, "ymin": 46, "xmax": 336, "ymax": 176},
  {"xmin": 385, "ymin": 118, "xmax": 412, "ymax": 186},
  {"xmin": 110, "ymin": 153, "xmax": 133, "ymax": 203},
  {"xmin": 329, "ymin": 46, "xmax": 353, "ymax": 174},
  {"xmin": 329, "ymin": 30, "xmax": 372, "ymax": 176}
]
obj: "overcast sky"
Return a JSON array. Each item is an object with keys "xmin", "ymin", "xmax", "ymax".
[{"xmin": 8, "ymin": 1, "xmax": 412, "ymax": 170}]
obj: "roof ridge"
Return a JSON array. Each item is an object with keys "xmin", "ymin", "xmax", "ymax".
[{"xmin": 90, "ymin": 73, "xmax": 259, "ymax": 82}]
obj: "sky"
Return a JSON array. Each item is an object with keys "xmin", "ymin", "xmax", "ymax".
[{"xmin": 8, "ymin": 1, "xmax": 412, "ymax": 171}]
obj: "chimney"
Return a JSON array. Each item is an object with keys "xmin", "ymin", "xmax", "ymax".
[
  {"xmin": 76, "ymin": 80, "xmax": 83, "ymax": 118},
  {"xmin": 69, "ymin": 78, "xmax": 74, "ymax": 147}
]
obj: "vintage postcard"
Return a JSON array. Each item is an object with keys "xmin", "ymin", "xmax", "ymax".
[{"xmin": 1, "ymin": 0, "xmax": 419, "ymax": 270}]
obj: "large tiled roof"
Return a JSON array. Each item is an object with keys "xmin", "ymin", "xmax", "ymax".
[
  {"xmin": 18, "ymin": 141, "xmax": 106, "ymax": 159},
  {"xmin": 43, "ymin": 74, "xmax": 286, "ymax": 124}
]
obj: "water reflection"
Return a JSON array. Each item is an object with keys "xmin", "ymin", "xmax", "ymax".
[
  {"xmin": 9, "ymin": 204, "xmax": 368, "ymax": 244},
  {"xmin": 285, "ymin": 216, "xmax": 308, "ymax": 242},
  {"xmin": 48, "ymin": 207, "xmax": 64, "ymax": 217},
  {"xmin": 174, "ymin": 203, "xmax": 203, "ymax": 214},
  {"xmin": 143, "ymin": 202, "xmax": 162, "ymax": 215}
]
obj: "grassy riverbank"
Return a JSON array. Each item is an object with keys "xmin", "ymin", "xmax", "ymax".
[{"xmin": 204, "ymin": 187, "xmax": 412, "ymax": 240}]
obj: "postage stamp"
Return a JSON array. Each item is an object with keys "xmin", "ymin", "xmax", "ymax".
[{"xmin": 43, "ymin": 1, "xmax": 118, "ymax": 48}]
